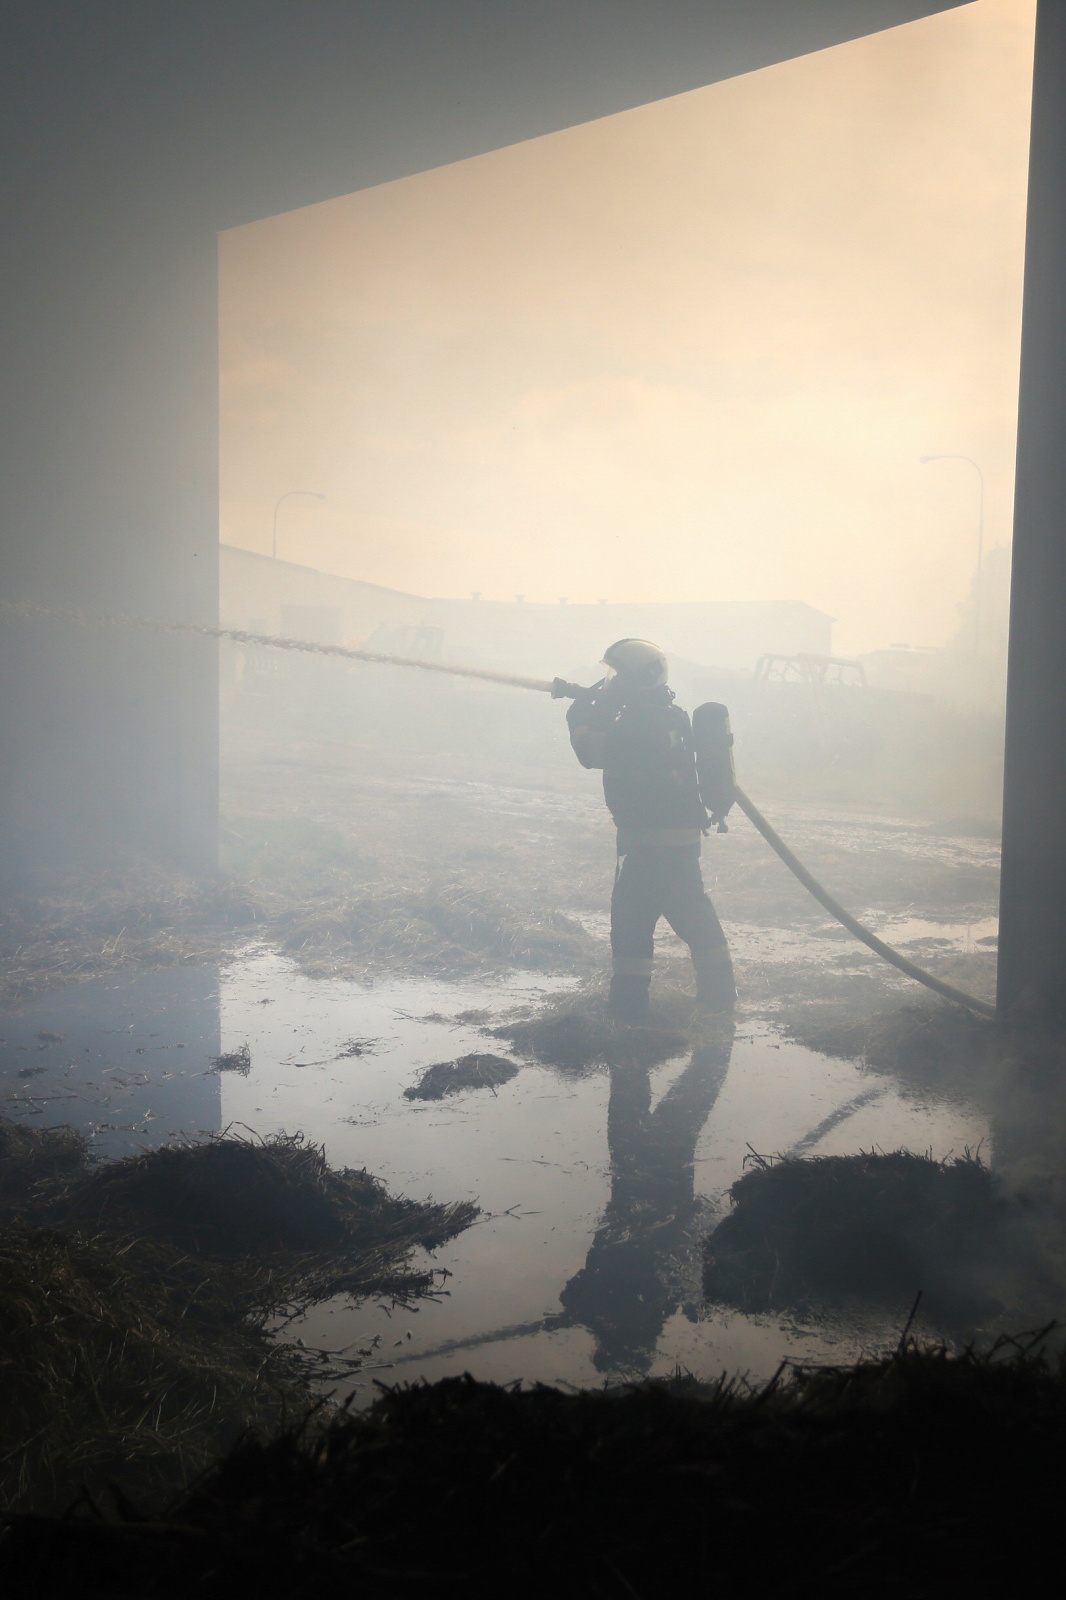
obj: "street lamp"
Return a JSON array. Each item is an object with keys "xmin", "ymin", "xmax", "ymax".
[
  {"xmin": 272, "ymin": 489, "xmax": 325, "ymax": 561},
  {"xmin": 920, "ymin": 455, "xmax": 985, "ymax": 654}
]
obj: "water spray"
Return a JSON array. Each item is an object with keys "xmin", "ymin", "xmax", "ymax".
[{"xmin": 1, "ymin": 597, "xmax": 997, "ymax": 1017}]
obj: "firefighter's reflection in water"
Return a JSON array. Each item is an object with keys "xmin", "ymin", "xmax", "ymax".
[{"xmin": 558, "ymin": 1023, "xmax": 735, "ymax": 1375}]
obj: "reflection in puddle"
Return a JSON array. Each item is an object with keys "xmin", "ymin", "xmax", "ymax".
[
  {"xmin": 558, "ymin": 1031, "xmax": 734, "ymax": 1374},
  {"xmin": 218, "ymin": 949, "xmax": 990, "ymax": 1394},
  {"xmin": 874, "ymin": 914, "xmax": 998, "ymax": 950}
]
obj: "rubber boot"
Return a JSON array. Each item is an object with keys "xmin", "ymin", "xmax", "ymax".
[
  {"xmin": 693, "ymin": 947, "xmax": 736, "ymax": 1014},
  {"xmin": 608, "ymin": 974, "xmax": 651, "ymax": 1024}
]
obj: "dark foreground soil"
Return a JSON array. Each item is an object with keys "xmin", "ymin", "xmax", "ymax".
[{"xmin": 2, "ymin": 1339, "xmax": 1060, "ymax": 1599}]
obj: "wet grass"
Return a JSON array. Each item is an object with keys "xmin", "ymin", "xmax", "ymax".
[
  {"xmin": 0, "ymin": 862, "xmax": 260, "ymax": 1006},
  {"xmin": 3, "ymin": 1337, "xmax": 1062, "ymax": 1597},
  {"xmin": 0, "ymin": 1225, "xmax": 290, "ymax": 1516},
  {"xmin": 0, "ymin": 813, "xmax": 600, "ymax": 1003},
  {"xmin": 0, "ymin": 1120, "xmax": 478, "ymax": 1513}
]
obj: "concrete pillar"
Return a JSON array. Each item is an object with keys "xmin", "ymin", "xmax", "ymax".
[
  {"xmin": 0, "ymin": 211, "xmax": 219, "ymax": 877},
  {"xmin": 998, "ymin": 1, "xmax": 1066, "ymax": 1014}
]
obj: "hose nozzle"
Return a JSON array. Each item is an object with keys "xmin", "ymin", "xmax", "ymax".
[{"xmin": 551, "ymin": 678, "xmax": 590, "ymax": 700}]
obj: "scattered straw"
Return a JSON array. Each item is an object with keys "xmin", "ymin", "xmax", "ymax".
[
  {"xmin": 278, "ymin": 883, "xmax": 594, "ymax": 981},
  {"xmin": 209, "ymin": 1044, "xmax": 252, "ymax": 1075}
]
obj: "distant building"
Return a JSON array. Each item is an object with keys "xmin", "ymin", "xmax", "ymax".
[
  {"xmin": 219, "ymin": 544, "xmax": 429, "ymax": 644},
  {"xmin": 220, "ymin": 543, "xmax": 833, "ymax": 680}
]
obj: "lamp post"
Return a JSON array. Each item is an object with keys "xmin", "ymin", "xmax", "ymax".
[
  {"xmin": 272, "ymin": 490, "xmax": 325, "ymax": 560},
  {"xmin": 920, "ymin": 455, "xmax": 985, "ymax": 655}
]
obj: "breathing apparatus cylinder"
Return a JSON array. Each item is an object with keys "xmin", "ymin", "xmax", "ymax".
[{"xmin": 691, "ymin": 701, "xmax": 736, "ymax": 831}]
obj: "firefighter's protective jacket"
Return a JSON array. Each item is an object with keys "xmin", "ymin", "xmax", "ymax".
[{"xmin": 567, "ymin": 683, "xmax": 710, "ymax": 848}]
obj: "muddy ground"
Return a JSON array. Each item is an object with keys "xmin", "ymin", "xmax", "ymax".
[
  {"xmin": 224, "ymin": 708, "xmax": 1000, "ymax": 1032},
  {"xmin": 1, "ymin": 696, "xmax": 1000, "ymax": 1022}
]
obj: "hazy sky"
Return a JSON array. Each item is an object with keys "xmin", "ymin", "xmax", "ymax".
[{"xmin": 220, "ymin": 0, "xmax": 1034, "ymax": 656}]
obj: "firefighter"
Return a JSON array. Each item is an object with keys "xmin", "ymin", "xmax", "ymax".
[{"xmin": 563, "ymin": 638, "xmax": 736, "ymax": 1023}]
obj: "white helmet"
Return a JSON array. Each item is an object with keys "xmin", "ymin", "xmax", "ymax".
[{"xmin": 601, "ymin": 638, "xmax": 669, "ymax": 690}]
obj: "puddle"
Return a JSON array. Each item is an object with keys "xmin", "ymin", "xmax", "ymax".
[
  {"xmin": 872, "ymin": 914, "xmax": 997, "ymax": 950},
  {"xmin": 0, "ymin": 945, "xmax": 993, "ymax": 1388},
  {"xmin": 216, "ymin": 948, "xmax": 990, "ymax": 1395},
  {"xmin": 0, "ymin": 966, "xmax": 221, "ymax": 1156}
]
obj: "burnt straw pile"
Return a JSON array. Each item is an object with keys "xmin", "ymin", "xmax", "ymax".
[
  {"xmin": 703, "ymin": 1148, "xmax": 1045, "ymax": 1320},
  {"xmin": 53, "ymin": 1128, "xmax": 477, "ymax": 1275},
  {"xmin": 4, "ymin": 1340, "xmax": 1065, "ymax": 1597},
  {"xmin": 0, "ymin": 1117, "xmax": 86, "ymax": 1207},
  {"xmin": 0, "ymin": 1119, "xmax": 477, "ymax": 1512},
  {"xmin": 404, "ymin": 1053, "xmax": 519, "ymax": 1100}
]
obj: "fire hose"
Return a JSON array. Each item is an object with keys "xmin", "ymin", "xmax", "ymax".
[
  {"xmin": 0, "ymin": 600, "xmax": 998, "ymax": 1017},
  {"xmin": 724, "ymin": 785, "xmax": 995, "ymax": 1016}
]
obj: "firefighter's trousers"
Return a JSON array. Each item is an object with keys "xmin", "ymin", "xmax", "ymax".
[{"xmin": 609, "ymin": 843, "xmax": 734, "ymax": 1019}]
